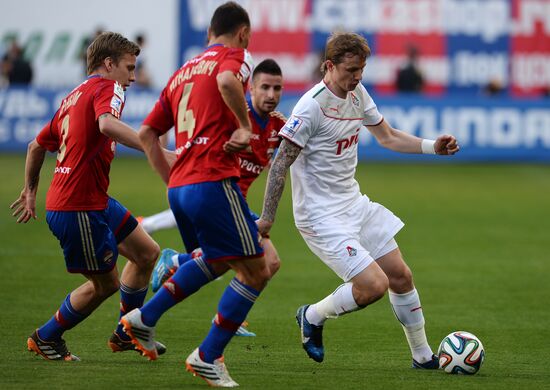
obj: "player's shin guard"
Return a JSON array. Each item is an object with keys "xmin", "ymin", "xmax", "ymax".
[
  {"xmin": 199, "ymin": 278, "xmax": 260, "ymax": 363},
  {"xmin": 389, "ymin": 288, "xmax": 433, "ymax": 363},
  {"xmin": 140, "ymin": 257, "xmax": 215, "ymax": 327},
  {"xmin": 115, "ymin": 283, "xmax": 148, "ymax": 340},
  {"xmin": 38, "ymin": 294, "xmax": 87, "ymax": 341},
  {"xmin": 306, "ymin": 283, "xmax": 360, "ymax": 326}
]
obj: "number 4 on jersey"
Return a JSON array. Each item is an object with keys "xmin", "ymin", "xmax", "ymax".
[{"xmin": 177, "ymin": 83, "xmax": 196, "ymax": 138}]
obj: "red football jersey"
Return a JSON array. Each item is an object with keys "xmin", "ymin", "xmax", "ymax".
[
  {"xmin": 143, "ymin": 44, "xmax": 253, "ymax": 188},
  {"xmin": 36, "ymin": 76, "xmax": 126, "ymax": 211},
  {"xmin": 237, "ymin": 107, "xmax": 284, "ymax": 198}
]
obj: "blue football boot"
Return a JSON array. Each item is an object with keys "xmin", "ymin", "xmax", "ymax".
[
  {"xmin": 151, "ymin": 248, "xmax": 178, "ymax": 292},
  {"xmin": 296, "ymin": 305, "xmax": 324, "ymax": 362},
  {"xmin": 412, "ymin": 354, "xmax": 440, "ymax": 369}
]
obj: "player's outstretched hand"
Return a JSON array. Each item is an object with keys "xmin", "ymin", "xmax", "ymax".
[
  {"xmin": 10, "ymin": 189, "xmax": 37, "ymax": 223},
  {"xmin": 224, "ymin": 128, "xmax": 251, "ymax": 153},
  {"xmin": 256, "ymin": 218, "xmax": 273, "ymax": 238},
  {"xmin": 435, "ymin": 135, "xmax": 460, "ymax": 155}
]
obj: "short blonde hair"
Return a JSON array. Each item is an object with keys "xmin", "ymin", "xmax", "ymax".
[
  {"xmin": 86, "ymin": 32, "xmax": 140, "ymax": 75},
  {"xmin": 321, "ymin": 32, "xmax": 371, "ymax": 74}
]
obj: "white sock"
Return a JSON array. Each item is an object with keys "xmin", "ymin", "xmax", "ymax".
[
  {"xmin": 306, "ymin": 283, "xmax": 360, "ymax": 326},
  {"xmin": 141, "ymin": 209, "xmax": 177, "ymax": 233},
  {"xmin": 389, "ymin": 289, "xmax": 433, "ymax": 363}
]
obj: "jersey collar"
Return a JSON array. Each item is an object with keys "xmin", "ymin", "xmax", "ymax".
[{"xmin": 247, "ymin": 98, "xmax": 269, "ymax": 130}]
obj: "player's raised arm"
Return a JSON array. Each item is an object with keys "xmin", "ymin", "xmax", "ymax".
[
  {"xmin": 10, "ymin": 139, "xmax": 47, "ymax": 223},
  {"xmin": 367, "ymin": 119, "xmax": 460, "ymax": 156},
  {"xmin": 258, "ymin": 139, "xmax": 301, "ymax": 236}
]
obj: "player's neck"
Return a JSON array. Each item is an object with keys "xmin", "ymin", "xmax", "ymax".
[
  {"xmin": 323, "ymin": 78, "xmax": 347, "ymax": 99},
  {"xmin": 208, "ymin": 35, "xmax": 243, "ymax": 49},
  {"xmin": 251, "ymin": 103, "xmax": 269, "ymax": 120}
]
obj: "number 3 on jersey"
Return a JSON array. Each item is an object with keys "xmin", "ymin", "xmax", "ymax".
[
  {"xmin": 177, "ymin": 83, "xmax": 196, "ymax": 138},
  {"xmin": 58, "ymin": 115, "xmax": 70, "ymax": 162}
]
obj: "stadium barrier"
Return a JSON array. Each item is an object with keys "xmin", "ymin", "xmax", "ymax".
[{"xmin": 0, "ymin": 86, "xmax": 548, "ymax": 162}]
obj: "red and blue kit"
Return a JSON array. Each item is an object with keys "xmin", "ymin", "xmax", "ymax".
[
  {"xmin": 36, "ymin": 76, "xmax": 125, "ymax": 211},
  {"xmin": 36, "ymin": 76, "xmax": 137, "ymax": 273},
  {"xmin": 237, "ymin": 103, "xmax": 284, "ymax": 198},
  {"xmin": 144, "ymin": 45, "xmax": 263, "ymax": 262},
  {"xmin": 144, "ymin": 44, "xmax": 254, "ymax": 188}
]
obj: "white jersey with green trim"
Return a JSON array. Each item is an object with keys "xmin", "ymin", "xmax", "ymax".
[{"xmin": 279, "ymin": 81, "xmax": 383, "ymax": 227}]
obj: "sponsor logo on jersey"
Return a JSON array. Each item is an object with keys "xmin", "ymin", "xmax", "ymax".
[
  {"xmin": 239, "ymin": 157, "xmax": 264, "ymax": 174},
  {"xmin": 336, "ymin": 128, "xmax": 360, "ymax": 155},
  {"xmin": 176, "ymin": 136, "xmax": 210, "ymax": 154},
  {"xmin": 250, "ymin": 133, "xmax": 260, "ymax": 140},
  {"xmin": 54, "ymin": 166, "xmax": 72, "ymax": 174},
  {"xmin": 282, "ymin": 116, "xmax": 303, "ymax": 138},
  {"xmin": 346, "ymin": 246, "xmax": 357, "ymax": 256},
  {"xmin": 111, "ymin": 141, "xmax": 116, "ymax": 153}
]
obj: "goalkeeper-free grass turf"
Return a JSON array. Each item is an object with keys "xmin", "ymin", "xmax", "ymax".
[{"xmin": 1, "ymin": 154, "xmax": 549, "ymax": 389}]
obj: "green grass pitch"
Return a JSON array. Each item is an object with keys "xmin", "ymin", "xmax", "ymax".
[{"xmin": 1, "ymin": 154, "xmax": 549, "ymax": 389}]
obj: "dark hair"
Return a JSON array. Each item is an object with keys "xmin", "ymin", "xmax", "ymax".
[
  {"xmin": 86, "ymin": 32, "xmax": 140, "ymax": 75},
  {"xmin": 253, "ymin": 59, "xmax": 282, "ymax": 79},
  {"xmin": 321, "ymin": 32, "xmax": 371, "ymax": 74},
  {"xmin": 210, "ymin": 1, "xmax": 250, "ymax": 37}
]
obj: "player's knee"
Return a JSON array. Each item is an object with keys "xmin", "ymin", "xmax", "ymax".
[
  {"xmin": 388, "ymin": 265, "xmax": 413, "ymax": 293},
  {"xmin": 242, "ymin": 267, "xmax": 271, "ymax": 291},
  {"xmin": 354, "ymin": 274, "xmax": 389, "ymax": 306},
  {"xmin": 267, "ymin": 256, "xmax": 281, "ymax": 278},
  {"xmin": 135, "ymin": 242, "xmax": 161, "ymax": 269},
  {"xmin": 95, "ymin": 279, "xmax": 120, "ymax": 299}
]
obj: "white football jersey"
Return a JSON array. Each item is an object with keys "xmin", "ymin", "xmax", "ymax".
[{"xmin": 279, "ymin": 81, "xmax": 383, "ymax": 227}]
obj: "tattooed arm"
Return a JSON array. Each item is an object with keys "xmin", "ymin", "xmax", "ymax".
[
  {"xmin": 10, "ymin": 140, "xmax": 47, "ymax": 223},
  {"xmin": 257, "ymin": 139, "xmax": 302, "ymax": 236}
]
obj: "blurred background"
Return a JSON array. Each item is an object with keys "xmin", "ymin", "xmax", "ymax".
[{"xmin": 0, "ymin": 0, "xmax": 549, "ymax": 161}]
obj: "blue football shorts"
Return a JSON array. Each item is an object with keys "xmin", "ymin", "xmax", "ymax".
[
  {"xmin": 46, "ymin": 197, "xmax": 138, "ymax": 274},
  {"xmin": 168, "ymin": 178, "xmax": 264, "ymax": 263}
]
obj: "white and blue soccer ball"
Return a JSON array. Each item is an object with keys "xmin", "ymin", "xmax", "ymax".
[{"xmin": 437, "ymin": 331, "xmax": 485, "ymax": 374}]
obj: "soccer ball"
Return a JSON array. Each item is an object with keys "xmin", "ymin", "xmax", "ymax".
[{"xmin": 437, "ymin": 331, "xmax": 485, "ymax": 374}]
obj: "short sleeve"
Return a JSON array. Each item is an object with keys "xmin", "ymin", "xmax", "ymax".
[
  {"xmin": 360, "ymin": 84, "xmax": 383, "ymax": 126},
  {"xmin": 219, "ymin": 48, "xmax": 254, "ymax": 85},
  {"xmin": 35, "ymin": 118, "xmax": 59, "ymax": 152},
  {"xmin": 94, "ymin": 80, "xmax": 125, "ymax": 120},
  {"xmin": 278, "ymin": 96, "xmax": 321, "ymax": 148},
  {"xmin": 142, "ymin": 86, "xmax": 174, "ymax": 135}
]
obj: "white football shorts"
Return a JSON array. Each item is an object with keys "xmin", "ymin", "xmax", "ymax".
[{"xmin": 297, "ymin": 195, "xmax": 404, "ymax": 282}]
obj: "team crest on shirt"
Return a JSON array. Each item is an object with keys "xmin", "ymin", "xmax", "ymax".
[
  {"xmin": 346, "ymin": 246, "xmax": 357, "ymax": 256},
  {"xmin": 350, "ymin": 92, "xmax": 360, "ymax": 107},
  {"xmin": 282, "ymin": 116, "xmax": 303, "ymax": 138}
]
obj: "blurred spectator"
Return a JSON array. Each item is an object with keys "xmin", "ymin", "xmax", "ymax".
[
  {"xmin": 2, "ymin": 39, "xmax": 33, "ymax": 86},
  {"xmin": 482, "ymin": 78, "xmax": 504, "ymax": 97},
  {"xmin": 396, "ymin": 44, "xmax": 424, "ymax": 93},
  {"xmin": 135, "ymin": 33, "xmax": 152, "ymax": 88},
  {"xmin": 79, "ymin": 27, "xmax": 104, "ymax": 76}
]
